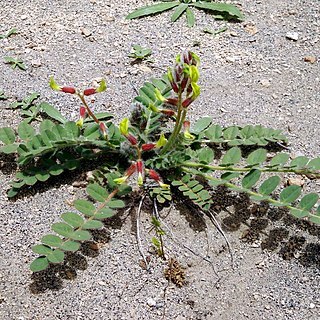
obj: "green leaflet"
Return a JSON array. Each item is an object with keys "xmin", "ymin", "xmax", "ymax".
[
  {"xmin": 191, "ymin": 2, "xmax": 244, "ymax": 21},
  {"xmin": 171, "ymin": 3, "xmax": 188, "ymax": 22},
  {"xmin": 126, "ymin": 2, "xmax": 180, "ymax": 19}
]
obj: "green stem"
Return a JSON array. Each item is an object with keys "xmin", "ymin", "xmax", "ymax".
[
  {"xmin": 160, "ymin": 90, "xmax": 184, "ymax": 154},
  {"xmin": 181, "ymin": 161, "xmax": 320, "ymax": 177},
  {"xmin": 78, "ymin": 94, "xmax": 100, "ymax": 124}
]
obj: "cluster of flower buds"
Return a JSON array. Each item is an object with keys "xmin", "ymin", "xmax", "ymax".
[
  {"xmin": 49, "ymin": 77, "xmax": 107, "ymax": 96},
  {"xmin": 150, "ymin": 51, "xmax": 200, "ymax": 116},
  {"xmin": 114, "ymin": 161, "xmax": 169, "ymax": 189}
]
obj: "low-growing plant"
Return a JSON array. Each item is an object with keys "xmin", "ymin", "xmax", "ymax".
[
  {"xmin": 0, "ymin": 27, "xmax": 18, "ymax": 39},
  {"xmin": 129, "ymin": 44, "xmax": 153, "ymax": 63},
  {"xmin": 126, "ymin": 0, "xmax": 244, "ymax": 27},
  {"xmin": 0, "ymin": 51, "xmax": 319, "ymax": 275},
  {"xmin": 4, "ymin": 56, "xmax": 26, "ymax": 70}
]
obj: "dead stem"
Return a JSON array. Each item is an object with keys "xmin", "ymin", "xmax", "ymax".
[{"xmin": 136, "ymin": 194, "xmax": 150, "ymax": 271}]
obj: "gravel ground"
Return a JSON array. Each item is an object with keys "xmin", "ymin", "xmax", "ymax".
[{"xmin": 0, "ymin": 0, "xmax": 319, "ymax": 319}]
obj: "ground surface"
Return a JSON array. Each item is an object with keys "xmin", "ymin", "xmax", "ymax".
[{"xmin": 0, "ymin": 0, "xmax": 319, "ymax": 319}]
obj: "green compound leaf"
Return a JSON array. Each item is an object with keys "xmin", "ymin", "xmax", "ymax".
[
  {"xmin": 171, "ymin": 3, "xmax": 188, "ymax": 22},
  {"xmin": 221, "ymin": 147, "xmax": 241, "ymax": 165},
  {"xmin": 246, "ymin": 149, "xmax": 267, "ymax": 166},
  {"xmin": 60, "ymin": 240, "xmax": 81, "ymax": 252},
  {"xmin": 82, "ymin": 220, "xmax": 104, "ymax": 230},
  {"xmin": 0, "ymin": 127, "xmax": 16, "ymax": 144},
  {"xmin": 39, "ymin": 102, "xmax": 67, "ymax": 123},
  {"xmin": 242, "ymin": 169, "xmax": 261, "ymax": 189},
  {"xmin": 61, "ymin": 212, "xmax": 84, "ymax": 228},
  {"xmin": 41, "ymin": 235, "xmax": 62, "ymax": 247},
  {"xmin": 126, "ymin": 2, "xmax": 180, "ymax": 20},
  {"xmin": 30, "ymin": 257, "xmax": 49, "ymax": 272},
  {"xmin": 52, "ymin": 222, "xmax": 74, "ymax": 237},
  {"xmin": 299, "ymin": 193, "xmax": 319, "ymax": 211},
  {"xmin": 74, "ymin": 199, "xmax": 96, "ymax": 216},
  {"xmin": 259, "ymin": 176, "xmax": 281, "ymax": 195},
  {"xmin": 280, "ymin": 185, "xmax": 301, "ymax": 204},
  {"xmin": 86, "ymin": 183, "xmax": 109, "ymax": 202}
]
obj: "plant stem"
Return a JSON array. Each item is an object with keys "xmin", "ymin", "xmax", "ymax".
[
  {"xmin": 181, "ymin": 161, "xmax": 320, "ymax": 177},
  {"xmin": 78, "ymin": 94, "xmax": 100, "ymax": 124},
  {"xmin": 160, "ymin": 90, "xmax": 184, "ymax": 154}
]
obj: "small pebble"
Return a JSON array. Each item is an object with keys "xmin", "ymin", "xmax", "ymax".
[
  {"xmin": 286, "ymin": 32, "xmax": 299, "ymax": 41},
  {"xmin": 147, "ymin": 298, "xmax": 157, "ymax": 307}
]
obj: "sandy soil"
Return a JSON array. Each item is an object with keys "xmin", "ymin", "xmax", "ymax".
[{"xmin": 0, "ymin": 1, "xmax": 319, "ymax": 319}]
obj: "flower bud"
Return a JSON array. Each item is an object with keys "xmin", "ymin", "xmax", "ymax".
[
  {"xmin": 99, "ymin": 122, "xmax": 108, "ymax": 139},
  {"xmin": 142, "ymin": 143, "xmax": 156, "ymax": 151},
  {"xmin": 148, "ymin": 169, "xmax": 161, "ymax": 182},
  {"xmin": 114, "ymin": 176, "xmax": 128, "ymax": 185},
  {"xmin": 83, "ymin": 88, "xmax": 96, "ymax": 96},
  {"xmin": 79, "ymin": 106, "xmax": 86, "ymax": 118},
  {"xmin": 160, "ymin": 109, "xmax": 175, "ymax": 117},
  {"xmin": 126, "ymin": 134, "xmax": 138, "ymax": 145},
  {"xmin": 182, "ymin": 97, "xmax": 192, "ymax": 108},
  {"xmin": 149, "ymin": 103, "xmax": 160, "ymax": 113},
  {"xmin": 126, "ymin": 163, "xmax": 137, "ymax": 177},
  {"xmin": 136, "ymin": 160, "xmax": 144, "ymax": 186},
  {"xmin": 61, "ymin": 87, "xmax": 76, "ymax": 94},
  {"xmin": 165, "ymin": 98, "xmax": 178, "ymax": 106}
]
